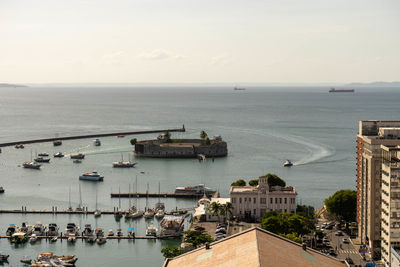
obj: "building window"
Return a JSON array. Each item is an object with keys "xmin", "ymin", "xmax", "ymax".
[
  {"xmin": 284, "ymin": 198, "xmax": 287, "ymax": 204},
  {"xmin": 279, "ymin": 198, "xmax": 282, "ymax": 204},
  {"xmin": 261, "ymin": 198, "xmax": 266, "ymax": 204},
  {"xmin": 254, "ymin": 198, "xmax": 256, "ymax": 204},
  {"xmin": 254, "ymin": 209, "xmax": 256, "ymax": 216},
  {"xmin": 270, "ymin": 198, "xmax": 273, "ymax": 204},
  {"xmin": 275, "ymin": 198, "xmax": 277, "ymax": 204},
  {"xmin": 244, "ymin": 197, "xmax": 247, "ymax": 202},
  {"xmin": 239, "ymin": 198, "xmax": 242, "ymax": 204}
]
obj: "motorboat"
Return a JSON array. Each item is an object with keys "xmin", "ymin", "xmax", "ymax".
[
  {"xmin": 79, "ymin": 171, "xmax": 104, "ymax": 181},
  {"xmin": 53, "ymin": 152, "xmax": 64, "ymax": 158},
  {"xmin": 96, "ymin": 236, "xmax": 106, "ymax": 244},
  {"xmin": 82, "ymin": 224, "xmax": 93, "ymax": 236},
  {"xmin": 50, "ymin": 236, "xmax": 58, "ymax": 242},
  {"xmin": 6, "ymin": 224, "xmax": 18, "ymax": 236},
  {"xmin": 0, "ymin": 253, "xmax": 9, "ymax": 262},
  {"xmin": 155, "ymin": 209, "xmax": 165, "ymax": 219},
  {"xmin": 67, "ymin": 233, "xmax": 76, "ymax": 243},
  {"xmin": 20, "ymin": 256, "xmax": 32, "ymax": 264},
  {"xmin": 53, "ymin": 140, "xmax": 62, "ymax": 146},
  {"xmin": 117, "ymin": 134, "xmax": 125, "ymax": 138},
  {"xmin": 70, "ymin": 153, "xmax": 85, "ymax": 159},
  {"xmin": 47, "ymin": 223, "xmax": 59, "ymax": 236},
  {"xmin": 34, "ymin": 157, "xmax": 50, "ymax": 163},
  {"xmin": 146, "ymin": 225, "xmax": 158, "ymax": 236},
  {"xmin": 175, "ymin": 184, "xmax": 216, "ymax": 195},
  {"xmin": 113, "ymin": 161, "xmax": 137, "ymax": 168},
  {"xmin": 159, "ymin": 216, "xmax": 185, "ymax": 238},
  {"xmin": 95, "ymin": 228, "xmax": 105, "ymax": 238},
  {"xmin": 107, "ymin": 229, "xmax": 114, "ymax": 236},
  {"xmin": 93, "ymin": 139, "xmax": 101, "ymax": 146},
  {"xmin": 116, "ymin": 229, "xmax": 123, "ymax": 237},
  {"xmin": 125, "ymin": 209, "xmax": 144, "ymax": 219},
  {"xmin": 38, "ymin": 152, "xmax": 49, "ymax": 157},
  {"xmin": 33, "ymin": 222, "xmax": 46, "ymax": 236},
  {"xmin": 144, "ymin": 208, "xmax": 155, "ymax": 219},
  {"xmin": 15, "ymin": 144, "xmax": 24, "ymax": 149},
  {"xmin": 127, "ymin": 227, "xmax": 135, "ymax": 238},
  {"xmin": 11, "ymin": 232, "xmax": 28, "ymax": 244},
  {"xmin": 0, "ymin": 186, "xmax": 4, "ymax": 193},
  {"xmin": 20, "ymin": 222, "xmax": 33, "ymax": 235},
  {"xmin": 23, "ymin": 161, "xmax": 41, "ymax": 169},
  {"xmin": 87, "ymin": 234, "xmax": 95, "ymax": 243},
  {"xmin": 29, "ymin": 234, "xmax": 38, "ymax": 243},
  {"xmin": 283, "ymin": 160, "xmax": 293, "ymax": 167},
  {"xmin": 94, "ymin": 209, "xmax": 102, "ymax": 217},
  {"xmin": 65, "ymin": 223, "xmax": 79, "ymax": 235}
]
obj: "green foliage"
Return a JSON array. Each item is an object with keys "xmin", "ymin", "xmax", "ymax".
[
  {"xmin": 296, "ymin": 205, "xmax": 315, "ymax": 219},
  {"xmin": 265, "ymin": 173, "xmax": 286, "ymax": 187},
  {"xmin": 130, "ymin": 138, "xmax": 137, "ymax": 145},
  {"xmin": 205, "ymin": 137, "xmax": 211, "ymax": 145},
  {"xmin": 200, "ymin": 130, "xmax": 208, "ymax": 140},
  {"xmin": 315, "ymin": 229, "xmax": 324, "ymax": 239},
  {"xmin": 249, "ymin": 179, "xmax": 259, "ymax": 186},
  {"xmin": 209, "ymin": 202, "xmax": 222, "ymax": 216},
  {"xmin": 161, "ymin": 246, "xmax": 184, "ymax": 258},
  {"xmin": 220, "ymin": 202, "xmax": 233, "ymax": 220},
  {"xmin": 183, "ymin": 230, "xmax": 213, "ymax": 248},
  {"xmin": 231, "ymin": 179, "xmax": 246, "ymax": 186},
  {"xmin": 261, "ymin": 212, "xmax": 315, "ymax": 238},
  {"xmin": 324, "ymin": 190, "xmax": 356, "ymax": 222},
  {"xmin": 280, "ymin": 233, "xmax": 302, "ymax": 243}
]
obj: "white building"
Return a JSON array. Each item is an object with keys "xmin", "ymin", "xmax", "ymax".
[
  {"xmin": 230, "ymin": 175, "xmax": 297, "ymax": 222},
  {"xmin": 194, "ymin": 197, "xmax": 231, "ymax": 222}
]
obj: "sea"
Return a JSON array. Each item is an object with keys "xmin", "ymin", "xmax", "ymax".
[{"xmin": 0, "ymin": 85, "xmax": 399, "ymax": 266}]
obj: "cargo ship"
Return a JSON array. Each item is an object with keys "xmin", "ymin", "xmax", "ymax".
[{"xmin": 329, "ymin": 88, "xmax": 355, "ymax": 93}]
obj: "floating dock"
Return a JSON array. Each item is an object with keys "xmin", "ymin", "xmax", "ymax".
[
  {"xmin": 0, "ymin": 127, "xmax": 185, "ymax": 147},
  {"xmin": 110, "ymin": 192, "xmax": 218, "ymax": 198}
]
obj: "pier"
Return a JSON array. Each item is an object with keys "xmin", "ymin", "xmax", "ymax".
[
  {"xmin": 0, "ymin": 127, "xmax": 185, "ymax": 147},
  {"xmin": 0, "ymin": 208, "xmax": 193, "ymax": 215},
  {"xmin": 110, "ymin": 192, "xmax": 218, "ymax": 198},
  {"xmin": 0, "ymin": 235, "xmax": 163, "ymax": 240}
]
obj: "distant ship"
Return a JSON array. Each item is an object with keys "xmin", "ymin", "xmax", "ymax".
[
  {"xmin": 234, "ymin": 86, "xmax": 246, "ymax": 91},
  {"xmin": 175, "ymin": 184, "xmax": 216, "ymax": 195},
  {"xmin": 329, "ymin": 88, "xmax": 355, "ymax": 93}
]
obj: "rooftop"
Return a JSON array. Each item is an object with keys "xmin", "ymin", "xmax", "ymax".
[{"xmin": 163, "ymin": 227, "xmax": 346, "ymax": 267}]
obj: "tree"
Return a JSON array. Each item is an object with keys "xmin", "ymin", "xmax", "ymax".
[
  {"xmin": 220, "ymin": 202, "xmax": 233, "ymax": 221},
  {"xmin": 249, "ymin": 179, "xmax": 259, "ymax": 186},
  {"xmin": 130, "ymin": 138, "xmax": 137, "ymax": 145},
  {"xmin": 261, "ymin": 212, "xmax": 315, "ymax": 239},
  {"xmin": 324, "ymin": 190, "xmax": 356, "ymax": 222},
  {"xmin": 161, "ymin": 246, "xmax": 184, "ymax": 258},
  {"xmin": 209, "ymin": 202, "xmax": 222, "ymax": 222},
  {"xmin": 231, "ymin": 179, "xmax": 246, "ymax": 186},
  {"xmin": 265, "ymin": 173, "xmax": 286, "ymax": 187},
  {"xmin": 296, "ymin": 205, "xmax": 315, "ymax": 219},
  {"xmin": 205, "ymin": 137, "xmax": 211, "ymax": 145},
  {"xmin": 200, "ymin": 130, "xmax": 208, "ymax": 140},
  {"xmin": 183, "ymin": 230, "xmax": 213, "ymax": 248},
  {"xmin": 280, "ymin": 233, "xmax": 301, "ymax": 243}
]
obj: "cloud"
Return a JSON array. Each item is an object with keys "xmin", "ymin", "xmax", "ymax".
[
  {"xmin": 137, "ymin": 49, "xmax": 185, "ymax": 60},
  {"xmin": 210, "ymin": 52, "xmax": 232, "ymax": 66}
]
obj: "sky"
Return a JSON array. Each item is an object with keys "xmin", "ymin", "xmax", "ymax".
[{"xmin": 0, "ymin": 0, "xmax": 399, "ymax": 84}]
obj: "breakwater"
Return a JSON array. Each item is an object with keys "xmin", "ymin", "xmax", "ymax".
[{"xmin": 0, "ymin": 127, "xmax": 185, "ymax": 147}]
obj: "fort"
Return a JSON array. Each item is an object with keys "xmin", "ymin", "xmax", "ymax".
[{"xmin": 134, "ymin": 135, "xmax": 228, "ymax": 158}]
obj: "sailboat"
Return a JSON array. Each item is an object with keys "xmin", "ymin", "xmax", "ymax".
[
  {"xmin": 113, "ymin": 153, "xmax": 137, "ymax": 168},
  {"xmin": 114, "ymin": 186, "xmax": 123, "ymax": 220},
  {"xmin": 125, "ymin": 177, "xmax": 144, "ymax": 219},
  {"xmin": 155, "ymin": 182, "xmax": 165, "ymax": 219},
  {"xmin": 76, "ymin": 184, "xmax": 83, "ymax": 211},
  {"xmin": 94, "ymin": 189, "xmax": 101, "ymax": 217},
  {"xmin": 23, "ymin": 149, "xmax": 41, "ymax": 169},
  {"xmin": 67, "ymin": 187, "xmax": 73, "ymax": 212},
  {"xmin": 144, "ymin": 183, "xmax": 155, "ymax": 219}
]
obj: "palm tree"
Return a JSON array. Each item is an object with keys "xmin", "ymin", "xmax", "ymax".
[
  {"xmin": 200, "ymin": 130, "xmax": 208, "ymax": 140},
  {"xmin": 221, "ymin": 202, "xmax": 233, "ymax": 222},
  {"xmin": 209, "ymin": 202, "xmax": 222, "ymax": 222}
]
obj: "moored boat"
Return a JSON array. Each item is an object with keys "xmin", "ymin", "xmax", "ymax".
[
  {"xmin": 33, "ymin": 222, "xmax": 46, "ymax": 236},
  {"xmin": 23, "ymin": 161, "xmax": 41, "ymax": 169},
  {"xmin": 34, "ymin": 157, "xmax": 50, "ymax": 163},
  {"xmin": 6, "ymin": 224, "xmax": 18, "ymax": 236},
  {"xmin": 53, "ymin": 140, "xmax": 62, "ymax": 146},
  {"xmin": 79, "ymin": 171, "xmax": 104, "ymax": 182},
  {"xmin": 0, "ymin": 253, "xmax": 9, "ymax": 262},
  {"xmin": 53, "ymin": 152, "xmax": 64, "ymax": 158},
  {"xmin": 38, "ymin": 152, "xmax": 49, "ymax": 157},
  {"xmin": 93, "ymin": 139, "xmax": 101, "ymax": 146},
  {"xmin": 29, "ymin": 234, "xmax": 38, "ymax": 243},
  {"xmin": 70, "ymin": 153, "xmax": 84, "ymax": 159},
  {"xmin": 159, "ymin": 215, "xmax": 185, "ymax": 237},
  {"xmin": 47, "ymin": 223, "xmax": 59, "ymax": 236},
  {"xmin": 144, "ymin": 208, "xmax": 155, "ymax": 219},
  {"xmin": 82, "ymin": 224, "xmax": 93, "ymax": 236},
  {"xmin": 146, "ymin": 225, "xmax": 158, "ymax": 236}
]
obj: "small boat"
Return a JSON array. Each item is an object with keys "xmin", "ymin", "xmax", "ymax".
[
  {"xmin": 11, "ymin": 232, "xmax": 28, "ymax": 244},
  {"xmin": 38, "ymin": 152, "xmax": 49, "ymax": 157},
  {"xmin": 73, "ymin": 159, "xmax": 82, "ymax": 163},
  {"xmin": 96, "ymin": 236, "xmax": 106, "ymax": 244},
  {"xmin": 146, "ymin": 225, "xmax": 158, "ymax": 236},
  {"xmin": 113, "ymin": 153, "xmax": 136, "ymax": 168},
  {"xmin": 82, "ymin": 224, "xmax": 93, "ymax": 236},
  {"xmin": 0, "ymin": 186, "xmax": 4, "ymax": 193},
  {"xmin": 50, "ymin": 236, "xmax": 58, "ymax": 242},
  {"xmin": 79, "ymin": 171, "xmax": 104, "ymax": 182},
  {"xmin": 23, "ymin": 161, "xmax": 41, "ymax": 169},
  {"xmin": 53, "ymin": 152, "xmax": 64, "ymax": 158},
  {"xmin": 125, "ymin": 210, "xmax": 144, "ymax": 219},
  {"xmin": 6, "ymin": 224, "xmax": 17, "ymax": 236},
  {"xmin": 29, "ymin": 234, "xmax": 38, "ymax": 243},
  {"xmin": 144, "ymin": 208, "xmax": 155, "ymax": 219},
  {"xmin": 20, "ymin": 256, "xmax": 32, "ymax": 264},
  {"xmin": 53, "ymin": 140, "xmax": 62, "ymax": 146},
  {"xmin": 20, "ymin": 222, "xmax": 33, "ymax": 235},
  {"xmin": 107, "ymin": 229, "xmax": 114, "ymax": 236},
  {"xmin": 47, "ymin": 223, "xmax": 59, "ymax": 236},
  {"xmin": 65, "ymin": 223, "xmax": 79, "ymax": 235},
  {"xmin": 93, "ymin": 139, "xmax": 101, "ymax": 146},
  {"xmin": 15, "ymin": 144, "xmax": 24, "ymax": 149},
  {"xmin": 155, "ymin": 209, "xmax": 165, "ymax": 219},
  {"xmin": 117, "ymin": 134, "xmax": 125, "ymax": 138},
  {"xmin": 0, "ymin": 253, "xmax": 9, "ymax": 263},
  {"xmin": 67, "ymin": 233, "xmax": 76, "ymax": 243},
  {"xmin": 34, "ymin": 157, "xmax": 50, "ymax": 163},
  {"xmin": 94, "ymin": 209, "xmax": 101, "ymax": 217},
  {"xmin": 87, "ymin": 234, "xmax": 95, "ymax": 243},
  {"xmin": 33, "ymin": 222, "xmax": 46, "ymax": 236},
  {"xmin": 116, "ymin": 229, "xmax": 123, "ymax": 237},
  {"xmin": 283, "ymin": 160, "xmax": 293, "ymax": 167},
  {"xmin": 127, "ymin": 227, "xmax": 135, "ymax": 238},
  {"xmin": 95, "ymin": 228, "xmax": 105, "ymax": 238},
  {"xmin": 70, "ymin": 153, "xmax": 85, "ymax": 159}
]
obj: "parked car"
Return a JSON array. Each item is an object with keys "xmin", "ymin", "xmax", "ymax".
[
  {"xmin": 335, "ymin": 231, "xmax": 343, "ymax": 236},
  {"xmin": 216, "ymin": 228, "xmax": 227, "ymax": 234},
  {"xmin": 345, "ymin": 257, "xmax": 354, "ymax": 264},
  {"xmin": 342, "ymin": 238, "xmax": 349, "ymax": 244},
  {"xmin": 328, "ymin": 248, "xmax": 336, "ymax": 256}
]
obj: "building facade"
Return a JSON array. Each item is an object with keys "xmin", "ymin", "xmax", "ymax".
[
  {"xmin": 357, "ymin": 121, "xmax": 400, "ymax": 261},
  {"xmin": 230, "ymin": 175, "xmax": 296, "ymax": 222}
]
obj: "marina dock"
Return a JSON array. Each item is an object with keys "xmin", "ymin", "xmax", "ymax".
[
  {"xmin": 110, "ymin": 192, "xmax": 218, "ymax": 198},
  {"xmin": 0, "ymin": 208, "xmax": 193, "ymax": 215},
  {"xmin": 0, "ymin": 235, "xmax": 159, "ymax": 240},
  {"xmin": 0, "ymin": 127, "xmax": 185, "ymax": 147}
]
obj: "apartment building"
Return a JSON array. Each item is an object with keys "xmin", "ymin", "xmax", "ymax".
[
  {"xmin": 357, "ymin": 121, "xmax": 400, "ymax": 260},
  {"xmin": 230, "ymin": 175, "xmax": 296, "ymax": 222}
]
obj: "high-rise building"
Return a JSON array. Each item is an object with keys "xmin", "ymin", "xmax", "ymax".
[{"xmin": 357, "ymin": 121, "xmax": 400, "ymax": 260}]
